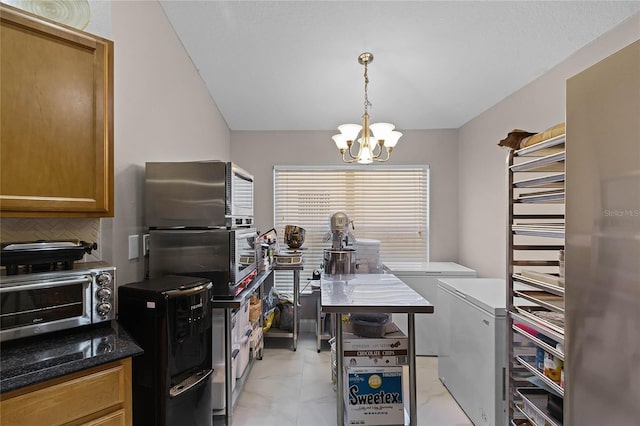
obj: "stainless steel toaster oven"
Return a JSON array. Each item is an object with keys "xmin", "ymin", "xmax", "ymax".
[{"xmin": 0, "ymin": 262, "xmax": 116, "ymax": 342}]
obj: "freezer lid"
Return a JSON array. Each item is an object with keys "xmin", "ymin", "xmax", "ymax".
[
  {"xmin": 437, "ymin": 278, "xmax": 508, "ymax": 316},
  {"xmin": 383, "ymin": 261, "xmax": 476, "ymax": 276}
]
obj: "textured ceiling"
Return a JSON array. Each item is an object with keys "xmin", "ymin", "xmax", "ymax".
[{"xmin": 159, "ymin": 1, "xmax": 640, "ymax": 131}]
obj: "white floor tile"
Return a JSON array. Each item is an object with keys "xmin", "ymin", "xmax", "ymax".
[{"xmin": 227, "ymin": 332, "xmax": 472, "ymax": 426}]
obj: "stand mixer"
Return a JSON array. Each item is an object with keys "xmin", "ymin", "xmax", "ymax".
[
  {"xmin": 327, "ymin": 211, "xmax": 356, "ymax": 249},
  {"xmin": 323, "ymin": 212, "xmax": 357, "ymax": 277}
]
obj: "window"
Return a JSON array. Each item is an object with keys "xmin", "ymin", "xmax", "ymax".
[{"xmin": 273, "ymin": 165, "xmax": 429, "ymax": 293}]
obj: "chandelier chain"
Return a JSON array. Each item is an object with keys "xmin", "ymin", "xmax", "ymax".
[{"xmin": 363, "ymin": 60, "xmax": 371, "ymax": 114}]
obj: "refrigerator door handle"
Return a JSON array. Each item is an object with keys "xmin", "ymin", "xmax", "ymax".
[{"xmin": 169, "ymin": 368, "xmax": 213, "ymax": 398}]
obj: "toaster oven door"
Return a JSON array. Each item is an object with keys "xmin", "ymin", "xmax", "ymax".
[
  {"xmin": 148, "ymin": 229, "xmax": 257, "ymax": 299},
  {"xmin": 0, "ymin": 275, "xmax": 92, "ymax": 341},
  {"xmin": 233, "ymin": 228, "xmax": 257, "ymax": 284}
]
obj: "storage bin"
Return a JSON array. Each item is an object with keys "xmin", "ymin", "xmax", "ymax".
[
  {"xmin": 236, "ymin": 302, "xmax": 249, "ymax": 343},
  {"xmin": 354, "ymin": 239, "xmax": 381, "ymax": 274},
  {"xmin": 211, "ymin": 353, "xmax": 238, "ymax": 410},
  {"xmin": 349, "ymin": 313, "xmax": 390, "ymax": 338},
  {"xmin": 212, "ymin": 309, "xmax": 235, "ymax": 364},
  {"xmin": 236, "ymin": 327, "xmax": 252, "ymax": 379}
]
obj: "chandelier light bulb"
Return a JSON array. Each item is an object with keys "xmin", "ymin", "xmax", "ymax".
[{"xmin": 356, "ymin": 138, "xmax": 374, "ymax": 164}]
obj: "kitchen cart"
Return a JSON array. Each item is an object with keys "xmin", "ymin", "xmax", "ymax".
[
  {"xmin": 507, "ymin": 130, "xmax": 566, "ymax": 425},
  {"xmin": 264, "ymin": 263, "xmax": 303, "ymax": 351},
  {"xmin": 315, "ymin": 286, "xmax": 334, "ymax": 352},
  {"xmin": 320, "ymin": 274, "xmax": 433, "ymax": 426},
  {"xmin": 211, "ymin": 270, "xmax": 272, "ymax": 424}
]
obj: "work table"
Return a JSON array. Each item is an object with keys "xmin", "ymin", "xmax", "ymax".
[
  {"xmin": 320, "ymin": 273, "xmax": 434, "ymax": 426},
  {"xmin": 321, "ymin": 273, "xmax": 434, "ymax": 314},
  {"xmin": 0, "ymin": 321, "xmax": 143, "ymax": 393}
]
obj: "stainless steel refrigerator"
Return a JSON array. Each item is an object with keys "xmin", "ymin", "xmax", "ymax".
[{"xmin": 565, "ymin": 39, "xmax": 639, "ymax": 425}]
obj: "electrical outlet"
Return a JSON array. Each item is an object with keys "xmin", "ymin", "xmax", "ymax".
[
  {"xmin": 143, "ymin": 234, "xmax": 150, "ymax": 256},
  {"xmin": 128, "ymin": 235, "xmax": 139, "ymax": 260}
]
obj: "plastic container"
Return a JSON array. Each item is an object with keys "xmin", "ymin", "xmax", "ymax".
[
  {"xmin": 236, "ymin": 327, "xmax": 252, "ymax": 379},
  {"xmin": 354, "ymin": 238, "xmax": 381, "ymax": 273},
  {"xmin": 211, "ymin": 352, "xmax": 238, "ymax": 410},
  {"xmin": 349, "ymin": 313, "xmax": 390, "ymax": 338},
  {"xmin": 212, "ymin": 309, "xmax": 235, "ymax": 364},
  {"xmin": 236, "ymin": 301, "xmax": 250, "ymax": 342}
]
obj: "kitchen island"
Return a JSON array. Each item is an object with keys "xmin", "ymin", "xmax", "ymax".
[{"xmin": 320, "ymin": 273, "xmax": 434, "ymax": 426}]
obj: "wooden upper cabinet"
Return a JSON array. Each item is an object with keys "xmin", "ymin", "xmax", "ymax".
[{"xmin": 0, "ymin": 4, "xmax": 113, "ymax": 217}]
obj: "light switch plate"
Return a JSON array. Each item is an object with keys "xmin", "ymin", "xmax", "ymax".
[
  {"xmin": 128, "ymin": 235, "xmax": 139, "ymax": 260},
  {"xmin": 143, "ymin": 234, "xmax": 150, "ymax": 256}
]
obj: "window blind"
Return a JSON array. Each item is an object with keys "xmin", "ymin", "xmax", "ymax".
[{"xmin": 272, "ymin": 165, "xmax": 429, "ymax": 294}]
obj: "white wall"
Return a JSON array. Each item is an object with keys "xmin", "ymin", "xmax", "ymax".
[
  {"xmin": 458, "ymin": 13, "xmax": 640, "ymax": 278},
  {"xmin": 108, "ymin": 0, "xmax": 230, "ymax": 285},
  {"xmin": 230, "ymin": 129, "xmax": 460, "ymax": 262},
  {"xmin": 6, "ymin": 1, "xmax": 636, "ymax": 284},
  {"xmin": 231, "ymin": 12, "xmax": 640, "ymax": 276}
]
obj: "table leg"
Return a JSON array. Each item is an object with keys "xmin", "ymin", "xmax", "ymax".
[
  {"xmin": 408, "ymin": 313, "xmax": 416, "ymax": 426},
  {"xmin": 316, "ymin": 293, "xmax": 321, "ymax": 352},
  {"xmin": 336, "ymin": 313, "xmax": 344, "ymax": 425},
  {"xmin": 224, "ymin": 308, "xmax": 233, "ymax": 425},
  {"xmin": 293, "ymin": 269, "xmax": 299, "ymax": 351}
]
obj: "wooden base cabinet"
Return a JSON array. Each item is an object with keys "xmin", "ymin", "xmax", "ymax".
[
  {"xmin": 0, "ymin": 4, "xmax": 113, "ymax": 217},
  {"xmin": 0, "ymin": 358, "xmax": 132, "ymax": 426}
]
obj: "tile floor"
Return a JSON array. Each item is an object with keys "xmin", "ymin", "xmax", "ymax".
[{"xmin": 229, "ymin": 332, "xmax": 473, "ymax": 426}]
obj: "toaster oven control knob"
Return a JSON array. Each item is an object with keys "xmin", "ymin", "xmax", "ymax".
[
  {"xmin": 96, "ymin": 287, "xmax": 112, "ymax": 299},
  {"xmin": 97, "ymin": 302, "xmax": 112, "ymax": 316},
  {"xmin": 97, "ymin": 272, "xmax": 113, "ymax": 286}
]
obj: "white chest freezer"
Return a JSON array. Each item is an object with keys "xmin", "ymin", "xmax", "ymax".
[
  {"xmin": 436, "ymin": 278, "xmax": 507, "ymax": 426},
  {"xmin": 383, "ymin": 262, "xmax": 476, "ymax": 356}
]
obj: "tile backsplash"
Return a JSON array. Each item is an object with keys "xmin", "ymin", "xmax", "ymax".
[{"xmin": 0, "ymin": 218, "xmax": 102, "ymax": 261}]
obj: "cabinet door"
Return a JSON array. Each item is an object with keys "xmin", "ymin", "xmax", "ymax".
[
  {"xmin": 0, "ymin": 4, "xmax": 113, "ymax": 217},
  {"xmin": 0, "ymin": 358, "xmax": 132, "ymax": 426},
  {"xmin": 83, "ymin": 409, "xmax": 126, "ymax": 426}
]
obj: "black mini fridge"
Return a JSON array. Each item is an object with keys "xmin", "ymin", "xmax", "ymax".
[{"xmin": 118, "ymin": 275, "xmax": 213, "ymax": 426}]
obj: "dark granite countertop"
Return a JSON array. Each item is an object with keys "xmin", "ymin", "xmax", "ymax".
[{"xmin": 0, "ymin": 321, "xmax": 143, "ymax": 394}]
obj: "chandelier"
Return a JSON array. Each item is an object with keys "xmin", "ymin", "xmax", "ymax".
[{"xmin": 332, "ymin": 52, "xmax": 402, "ymax": 164}]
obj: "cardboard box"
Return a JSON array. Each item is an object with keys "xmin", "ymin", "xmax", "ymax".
[
  {"xmin": 342, "ymin": 322, "xmax": 408, "ymax": 367},
  {"xmin": 343, "ymin": 366, "xmax": 404, "ymax": 425}
]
